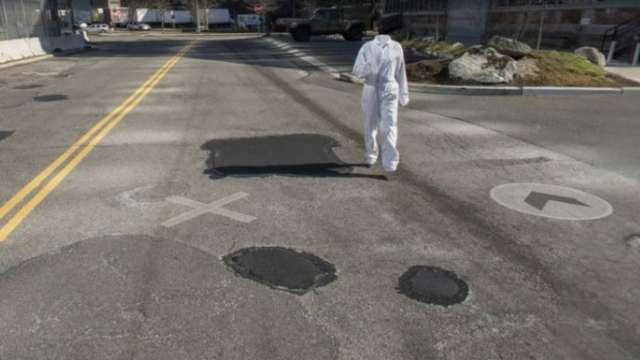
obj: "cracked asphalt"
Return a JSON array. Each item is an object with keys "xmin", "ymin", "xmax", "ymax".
[{"xmin": 0, "ymin": 33, "xmax": 639, "ymax": 360}]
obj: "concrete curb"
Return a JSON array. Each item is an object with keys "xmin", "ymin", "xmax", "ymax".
[
  {"xmin": 410, "ymin": 84, "xmax": 522, "ymax": 96},
  {"xmin": 0, "ymin": 54, "xmax": 53, "ymax": 70},
  {"xmin": 409, "ymin": 83, "xmax": 640, "ymax": 96}
]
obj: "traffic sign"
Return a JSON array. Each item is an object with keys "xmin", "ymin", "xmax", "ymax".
[
  {"xmin": 490, "ymin": 183, "xmax": 613, "ymax": 220},
  {"xmin": 254, "ymin": 3, "xmax": 265, "ymax": 13}
]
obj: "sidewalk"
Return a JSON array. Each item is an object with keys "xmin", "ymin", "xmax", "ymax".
[{"xmin": 606, "ymin": 65, "xmax": 640, "ymax": 83}]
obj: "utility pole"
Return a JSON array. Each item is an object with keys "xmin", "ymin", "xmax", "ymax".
[
  {"xmin": 195, "ymin": 0, "xmax": 201, "ymax": 33},
  {"xmin": 536, "ymin": 3, "xmax": 546, "ymax": 50}
]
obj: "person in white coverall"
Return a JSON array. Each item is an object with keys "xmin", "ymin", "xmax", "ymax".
[{"xmin": 352, "ymin": 31, "xmax": 409, "ymax": 173}]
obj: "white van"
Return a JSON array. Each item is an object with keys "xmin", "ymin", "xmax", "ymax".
[{"xmin": 237, "ymin": 14, "xmax": 261, "ymax": 30}]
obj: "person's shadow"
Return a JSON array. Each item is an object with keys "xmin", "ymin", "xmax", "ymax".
[{"xmin": 201, "ymin": 134, "xmax": 387, "ymax": 180}]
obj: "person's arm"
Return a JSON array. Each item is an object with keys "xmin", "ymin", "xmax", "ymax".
[
  {"xmin": 396, "ymin": 46, "xmax": 410, "ymax": 106},
  {"xmin": 353, "ymin": 44, "xmax": 374, "ymax": 79}
]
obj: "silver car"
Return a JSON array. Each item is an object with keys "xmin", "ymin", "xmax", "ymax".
[
  {"xmin": 86, "ymin": 23, "xmax": 113, "ymax": 33},
  {"xmin": 127, "ymin": 22, "xmax": 151, "ymax": 31}
]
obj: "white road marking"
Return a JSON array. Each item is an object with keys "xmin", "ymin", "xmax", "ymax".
[
  {"xmin": 490, "ymin": 183, "xmax": 613, "ymax": 221},
  {"xmin": 264, "ymin": 37, "xmax": 340, "ymax": 76},
  {"xmin": 162, "ymin": 192, "xmax": 256, "ymax": 227}
]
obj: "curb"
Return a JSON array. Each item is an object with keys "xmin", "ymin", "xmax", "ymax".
[
  {"xmin": 405, "ymin": 81, "xmax": 640, "ymax": 96},
  {"xmin": 410, "ymin": 84, "xmax": 522, "ymax": 96},
  {"xmin": 521, "ymin": 86, "xmax": 622, "ymax": 96},
  {"xmin": 0, "ymin": 54, "xmax": 53, "ymax": 70}
]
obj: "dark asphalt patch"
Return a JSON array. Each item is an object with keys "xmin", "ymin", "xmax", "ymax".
[
  {"xmin": 0, "ymin": 131, "xmax": 14, "ymax": 142},
  {"xmin": 202, "ymin": 134, "xmax": 373, "ymax": 179},
  {"xmin": 33, "ymin": 94, "xmax": 68, "ymax": 102},
  {"xmin": 223, "ymin": 246, "xmax": 337, "ymax": 295},
  {"xmin": 398, "ymin": 266, "xmax": 468, "ymax": 307},
  {"xmin": 14, "ymin": 84, "xmax": 43, "ymax": 90}
]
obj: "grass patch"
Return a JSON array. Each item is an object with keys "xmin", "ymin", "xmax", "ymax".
[
  {"xmin": 526, "ymin": 50, "xmax": 616, "ymax": 87},
  {"xmin": 401, "ymin": 40, "xmax": 465, "ymax": 57}
]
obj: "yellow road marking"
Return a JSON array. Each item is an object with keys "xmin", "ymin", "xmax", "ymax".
[
  {"xmin": 0, "ymin": 41, "xmax": 195, "ymax": 242},
  {"xmin": 0, "ymin": 44, "xmax": 189, "ymax": 221}
]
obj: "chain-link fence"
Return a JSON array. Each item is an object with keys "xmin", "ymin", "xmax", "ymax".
[{"xmin": 0, "ymin": 0, "xmax": 62, "ymax": 41}]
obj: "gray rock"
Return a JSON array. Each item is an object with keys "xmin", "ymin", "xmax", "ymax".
[
  {"xmin": 574, "ymin": 47, "xmax": 607, "ymax": 67},
  {"xmin": 487, "ymin": 36, "xmax": 532, "ymax": 58},
  {"xmin": 449, "ymin": 46, "xmax": 517, "ymax": 84}
]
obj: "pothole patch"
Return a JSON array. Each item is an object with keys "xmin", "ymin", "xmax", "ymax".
[
  {"xmin": 398, "ymin": 266, "xmax": 468, "ymax": 307},
  {"xmin": 14, "ymin": 84, "xmax": 43, "ymax": 90},
  {"xmin": 33, "ymin": 94, "xmax": 68, "ymax": 102},
  {"xmin": 0, "ymin": 130, "xmax": 14, "ymax": 142},
  {"xmin": 202, "ymin": 134, "xmax": 359, "ymax": 178},
  {"xmin": 223, "ymin": 246, "xmax": 337, "ymax": 295}
]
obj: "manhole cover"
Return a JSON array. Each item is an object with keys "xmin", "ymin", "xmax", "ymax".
[
  {"xmin": 0, "ymin": 130, "xmax": 14, "ymax": 142},
  {"xmin": 14, "ymin": 84, "xmax": 43, "ymax": 90},
  {"xmin": 223, "ymin": 247, "xmax": 337, "ymax": 294},
  {"xmin": 202, "ymin": 134, "xmax": 357, "ymax": 178},
  {"xmin": 33, "ymin": 94, "xmax": 68, "ymax": 102},
  {"xmin": 398, "ymin": 266, "xmax": 468, "ymax": 306}
]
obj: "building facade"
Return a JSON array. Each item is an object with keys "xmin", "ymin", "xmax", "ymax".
[
  {"xmin": 0, "ymin": 0, "xmax": 65, "ymax": 41},
  {"xmin": 384, "ymin": 0, "xmax": 640, "ymax": 48}
]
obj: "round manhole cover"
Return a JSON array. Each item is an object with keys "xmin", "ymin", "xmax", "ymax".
[
  {"xmin": 223, "ymin": 247, "xmax": 337, "ymax": 295},
  {"xmin": 398, "ymin": 266, "xmax": 468, "ymax": 306},
  {"xmin": 33, "ymin": 94, "xmax": 68, "ymax": 102}
]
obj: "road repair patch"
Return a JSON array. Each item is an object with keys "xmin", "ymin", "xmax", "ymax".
[
  {"xmin": 0, "ymin": 130, "xmax": 14, "ymax": 142},
  {"xmin": 398, "ymin": 266, "xmax": 469, "ymax": 307},
  {"xmin": 223, "ymin": 246, "xmax": 337, "ymax": 295},
  {"xmin": 490, "ymin": 183, "xmax": 613, "ymax": 220},
  {"xmin": 33, "ymin": 94, "xmax": 68, "ymax": 102},
  {"xmin": 202, "ymin": 134, "xmax": 357, "ymax": 178},
  {"xmin": 0, "ymin": 235, "xmax": 337, "ymax": 359}
]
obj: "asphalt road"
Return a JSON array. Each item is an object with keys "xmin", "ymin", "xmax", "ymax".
[{"xmin": 0, "ymin": 33, "xmax": 639, "ymax": 360}]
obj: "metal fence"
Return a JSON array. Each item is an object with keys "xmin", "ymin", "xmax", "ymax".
[{"xmin": 0, "ymin": 0, "xmax": 61, "ymax": 41}]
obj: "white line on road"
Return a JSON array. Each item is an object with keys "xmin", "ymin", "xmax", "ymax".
[
  {"xmin": 162, "ymin": 193, "xmax": 256, "ymax": 227},
  {"xmin": 264, "ymin": 37, "xmax": 340, "ymax": 78}
]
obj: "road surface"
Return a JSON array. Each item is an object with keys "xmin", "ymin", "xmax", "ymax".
[{"xmin": 0, "ymin": 33, "xmax": 639, "ymax": 360}]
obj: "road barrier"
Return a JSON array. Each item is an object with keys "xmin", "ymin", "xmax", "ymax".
[{"xmin": 0, "ymin": 34, "xmax": 85, "ymax": 65}]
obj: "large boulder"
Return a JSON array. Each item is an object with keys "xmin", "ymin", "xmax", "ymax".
[
  {"xmin": 487, "ymin": 36, "xmax": 532, "ymax": 58},
  {"xmin": 449, "ymin": 46, "xmax": 517, "ymax": 84},
  {"xmin": 574, "ymin": 47, "xmax": 607, "ymax": 67}
]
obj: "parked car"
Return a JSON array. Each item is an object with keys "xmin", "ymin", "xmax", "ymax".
[
  {"xmin": 86, "ymin": 23, "xmax": 113, "ymax": 33},
  {"xmin": 279, "ymin": 7, "xmax": 364, "ymax": 42},
  {"xmin": 127, "ymin": 22, "xmax": 151, "ymax": 31}
]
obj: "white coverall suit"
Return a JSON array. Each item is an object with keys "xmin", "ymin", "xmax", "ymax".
[{"xmin": 352, "ymin": 34, "xmax": 409, "ymax": 172}]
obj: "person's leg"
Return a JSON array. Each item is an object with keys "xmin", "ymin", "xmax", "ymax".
[
  {"xmin": 361, "ymin": 86, "xmax": 379, "ymax": 165},
  {"xmin": 380, "ymin": 93, "xmax": 399, "ymax": 172}
]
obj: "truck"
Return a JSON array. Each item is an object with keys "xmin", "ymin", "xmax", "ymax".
[{"xmin": 278, "ymin": 7, "xmax": 365, "ymax": 42}]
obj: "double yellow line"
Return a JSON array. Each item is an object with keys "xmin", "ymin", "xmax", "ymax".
[{"xmin": 0, "ymin": 41, "xmax": 196, "ymax": 242}]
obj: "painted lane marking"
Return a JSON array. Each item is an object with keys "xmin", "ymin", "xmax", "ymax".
[
  {"xmin": 490, "ymin": 183, "xmax": 613, "ymax": 221},
  {"xmin": 0, "ymin": 44, "xmax": 192, "ymax": 222},
  {"xmin": 264, "ymin": 38, "xmax": 339, "ymax": 76},
  {"xmin": 0, "ymin": 42, "xmax": 196, "ymax": 242},
  {"xmin": 161, "ymin": 193, "xmax": 256, "ymax": 227}
]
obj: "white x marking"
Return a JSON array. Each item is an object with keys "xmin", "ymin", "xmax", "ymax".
[{"xmin": 162, "ymin": 192, "xmax": 256, "ymax": 227}]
